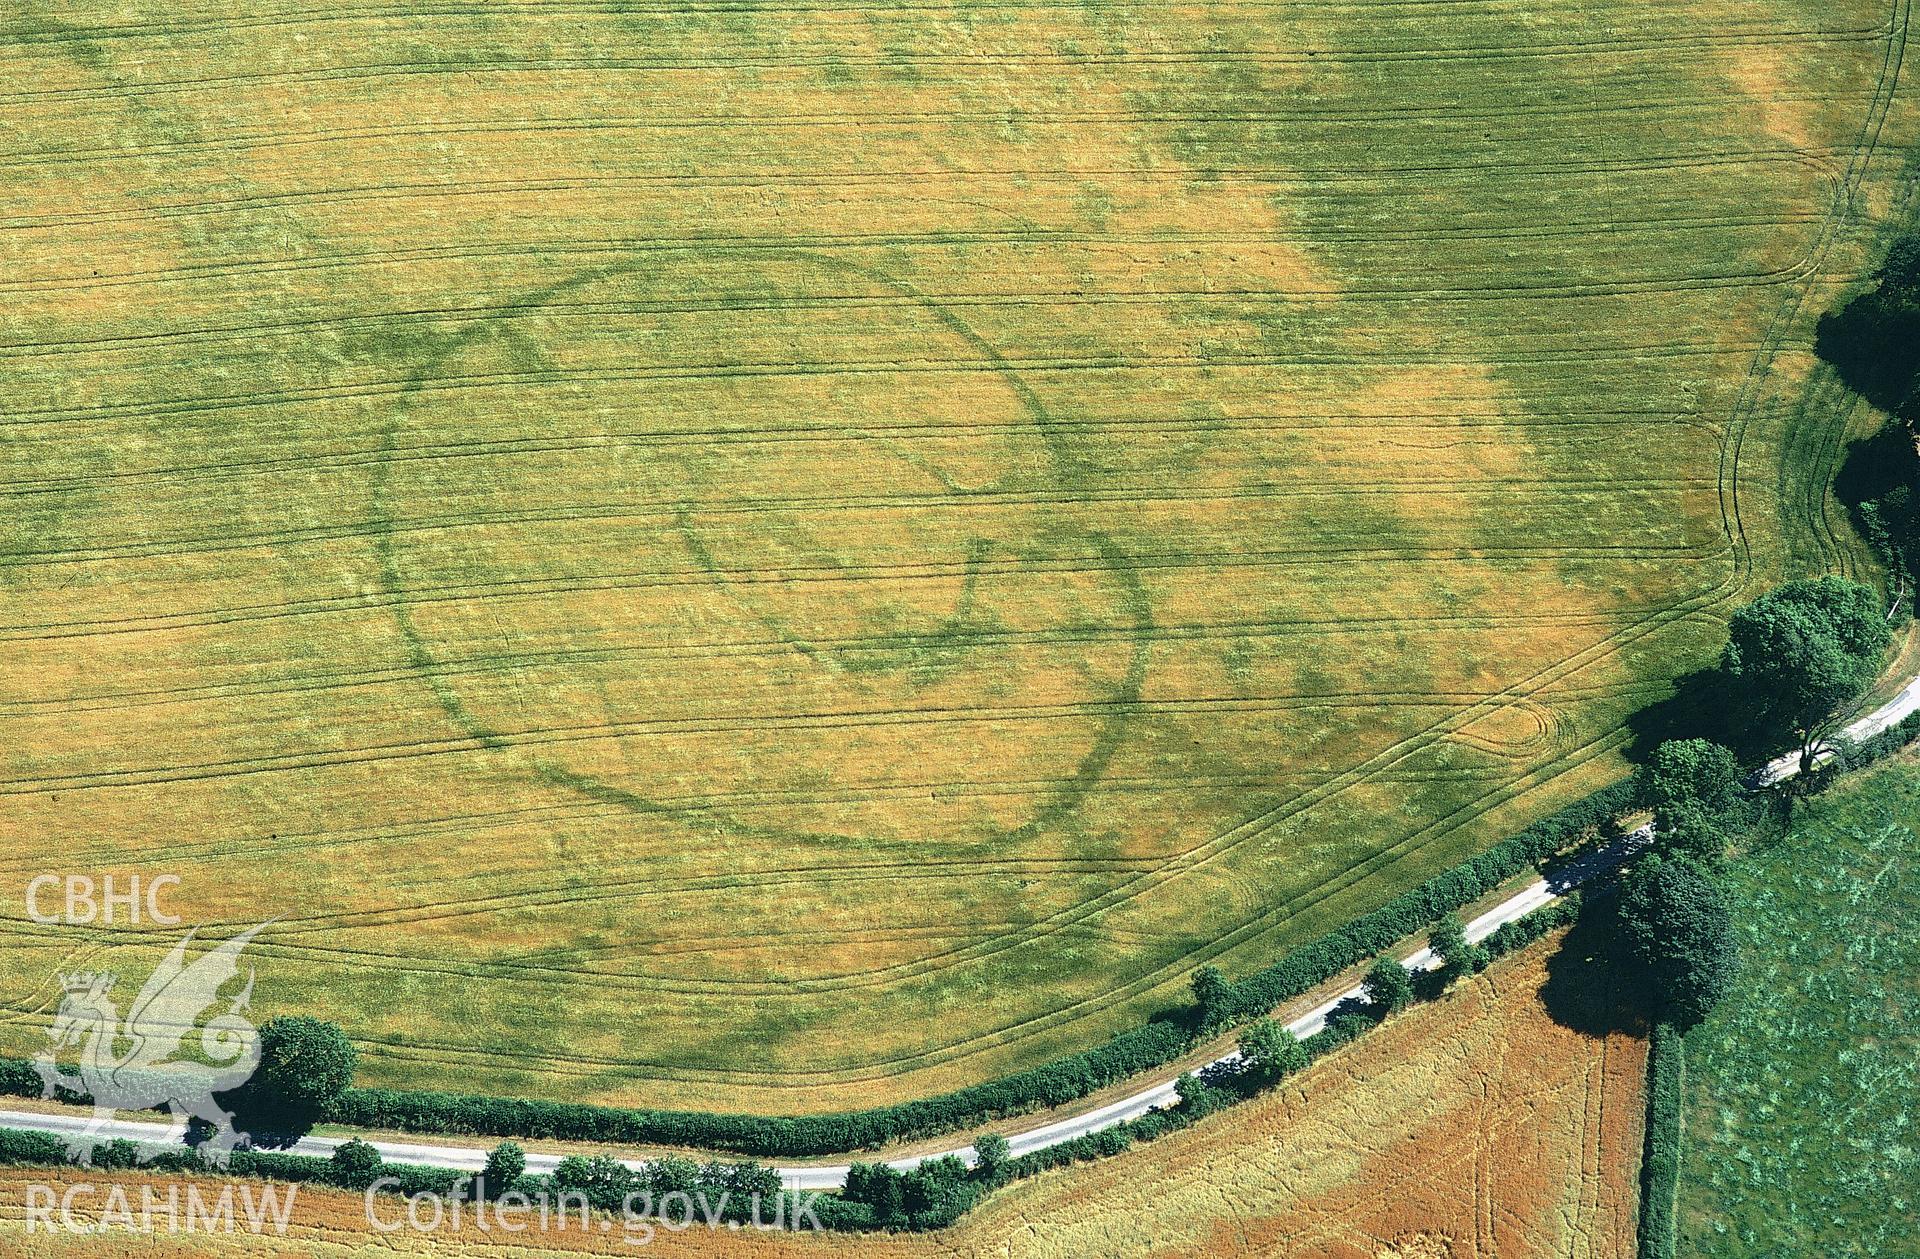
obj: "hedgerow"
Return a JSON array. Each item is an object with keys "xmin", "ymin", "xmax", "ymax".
[
  {"xmin": 1224, "ymin": 779, "xmax": 1634, "ymax": 1020},
  {"xmin": 1832, "ymin": 708, "xmax": 1920, "ymax": 770},
  {"xmin": 0, "ymin": 1125, "xmax": 811, "ymax": 1236},
  {"xmin": 1637, "ymin": 1021, "xmax": 1684, "ymax": 1259},
  {"xmin": 326, "ymin": 1016, "xmax": 1193, "ymax": 1158},
  {"xmin": 0, "ymin": 1126, "xmax": 465, "ymax": 1198},
  {"xmin": 951, "ymin": 905, "xmax": 1578, "ymax": 1229},
  {"xmin": 1481, "ymin": 891, "xmax": 1583, "ymax": 960}
]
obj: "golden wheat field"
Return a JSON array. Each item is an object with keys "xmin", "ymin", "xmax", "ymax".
[
  {"xmin": 0, "ymin": 947, "xmax": 1646, "ymax": 1257},
  {"xmin": 0, "ymin": 0, "xmax": 1907, "ymax": 1110}
]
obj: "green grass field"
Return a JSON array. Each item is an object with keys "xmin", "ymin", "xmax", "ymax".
[
  {"xmin": 1677, "ymin": 755, "xmax": 1920, "ymax": 1258},
  {"xmin": 0, "ymin": 0, "xmax": 1909, "ymax": 1114}
]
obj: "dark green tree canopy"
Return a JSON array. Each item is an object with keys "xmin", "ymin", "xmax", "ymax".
[
  {"xmin": 1190, "ymin": 964, "xmax": 1235, "ymax": 1026},
  {"xmin": 553, "ymin": 1153, "xmax": 629, "ymax": 1194},
  {"xmin": 1642, "ymin": 738, "xmax": 1742, "ymax": 814},
  {"xmin": 1816, "ymin": 235, "xmax": 1920, "ymax": 415},
  {"xmin": 971, "ymin": 1132, "xmax": 1009, "ymax": 1171},
  {"xmin": 1429, "ymin": 915, "xmax": 1466, "ymax": 957},
  {"xmin": 232, "ymin": 1015, "xmax": 358, "ymax": 1135},
  {"xmin": 483, "ymin": 1141, "xmax": 527, "ymax": 1195},
  {"xmin": 1721, "ymin": 577, "xmax": 1888, "ymax": 747},
  {"xmin": 1237, "ymin": 1018, "xmax": 1308, "ymax": 1081},
  {"xmin": 1654, "ymin": 798, "xmax": 1733, "ymax": 863},
  {"xmin": 328, "ymin": 1137, "xmax": 383, "ymax": 1188},
  {"xmin": 900, "ymin": 1155, "xmax": 969, "ymax": 1220},
  {"xmin": 842, "ymin": 1162, "xmax": 906, "ymax": 1221},
  {"xmin": 1428, "ymin": 914, "xmax": 1484, "ymax": 981},
  {"xmin": 1881, "ymin": 234, "xmax": 1920, "ymax": 292},
  {"xmin": 1363, "ymin": 956, "xmax": 1414, "ymax": 1013},
  {"xmin": 258, "ymin": 1016, "xmax": 356, "ymax": 1110},
  {"xmin": 1617, "ymin": 856, "xmax": 1738, "ymax": 1027},
  {"xmin": 1817, "ymin": 236, "xmax": 1920, "ymax": 593}
]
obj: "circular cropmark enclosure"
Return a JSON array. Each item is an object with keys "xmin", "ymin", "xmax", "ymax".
[
  {"xmin": 0, "ymin": 0, "xmax": 1903, "ymax": 1114},
  {"xmin": 372, "ymin": 253, "xmax": 1151, "ymax": 848}
]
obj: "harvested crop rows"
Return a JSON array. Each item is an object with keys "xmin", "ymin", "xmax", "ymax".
[{"xmin": 0, "ymin": 0, "xmax": 1909, "ymax": 1110}]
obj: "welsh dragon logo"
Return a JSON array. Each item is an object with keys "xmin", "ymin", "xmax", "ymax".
[{"xmin": 34, "ymin": 924, "xmax": 267, "ymax": 1167}]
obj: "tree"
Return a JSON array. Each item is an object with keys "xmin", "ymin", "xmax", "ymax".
[
  {"xmin": 1616, "ymin": 856, "xmax": 1738, "ymax": 1027},
  {"xmin": 1817, "ymin": 241, "xmax": 1920, "ymax": 584},
  {"xmin": 1816, "ymin": 235, "xmax": 1920, "ymax": 414},
  {"xmin": 230, "ymin": 1016, "xmax": 357, "ymax": 1135},
  {"xmin": 1880, "ymin": 233, "xmax": 1920, "ymax": 291},
  {"xmin": 1642, "ymin": 739, "xmax": 1742, "ymax": 814},
  {"xmin": 1428, "ymin": 914, "xmax": 1485, "ymax": 982},
  {"xmin": 901, "ymin": 1155, "xmax": 969, "ymax": 1221},
  {"xmin": 551, "ymin": 1153, "xmax": 631, "ymax": 1207},
  {"xmin": 970, "ymin": 1132, "xmax": 1009, "ymax": 1176},
  {"xmin": 842, "ymin": 1162, "xmax": 906, "ymax": 1224},
  {"xmin": 1325, "ymin": 1010, "xmax": 1375, "ymax": 1044},
  {"xmin": 1721, "ymin": 577, "xmax": 1889, "ymax": 767},
  {"xmin": 1190, "ymin": 965, "xmax": 1235, "ymax": 1028},
  {"xmin": 551, "ymin": 1154, "xmax": 594, "ymax": 1190},
  {"xmin": 1174, "ymin": 1072, "xmax": 1227, "ymax": 1117},
  {"xmin": 1654, "ymin": 798, "xmax": 1732, "ymax": 862},
  {"xmin": 482, "ymin": 1142, "xmax": 526, "ymax": 1196},
  {"xmin": 1364, "ymin": 956, "xmax": 1414, "ymax": 1013},
  {"xmin": 328, "ymin": 1138, "xmax": 383, "ymax": 1189},
  {"xmin": 1237, "ymin": 1018, "xmax": 1309, "ymax": 1083},
  {"xmin": 720, "ymin": 1161, "xmax": 782, "ymax": 1200},
  {"xmin": 646, "ymin": 1155, "xmax": 699, "ymax": 1195}
]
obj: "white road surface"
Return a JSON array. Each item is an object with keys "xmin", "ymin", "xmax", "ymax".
[{"xmin": 1752, "ymin": 668, "xmax": 1920, "ymax": 785}]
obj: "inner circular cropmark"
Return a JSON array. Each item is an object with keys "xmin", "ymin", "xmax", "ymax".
[{"xmin": 371, "ymin": 252, "xmax": 1152, "ymax": 848}]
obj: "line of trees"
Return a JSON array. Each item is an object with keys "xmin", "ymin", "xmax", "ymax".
[
  {"xmin": 0, "ymin": 889, "xmax": 1593, "ymax": 1238},
  {"xmin": 0, "ymin": 779, "xmax": 1621, "ymax": 1169},
  {"xmin": 1624, "ymin": 562, "xmax": 1904, "ymax": 1027},
  {"xmin": 1614, "ymin": 235, "xmax": 1920, "ymax": 1255},
  {"xmin": 1817, "ymin": 233, "xmax": 1920, "ymax": 591},
  {"xmin": 0, "ymin": 780, "xmax": 1634, "ymax": 1168},
  {"xmin": 494, "ymin": 306, "xmax": 1920, "ymax": 1229}
]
